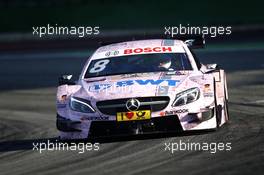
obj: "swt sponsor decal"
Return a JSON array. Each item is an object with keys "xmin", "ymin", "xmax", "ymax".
[{"xmin": 88, "ymin": 79, "xmax": 180, "ymax": 91}]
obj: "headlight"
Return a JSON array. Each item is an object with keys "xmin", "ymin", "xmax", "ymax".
[
  {"xmin": 172, "ymin": 87, "xmax": 200, "ymax": 106},
  {"xmin": 70, "ymin": 97, "xmax": 95, "ymax": 113}
]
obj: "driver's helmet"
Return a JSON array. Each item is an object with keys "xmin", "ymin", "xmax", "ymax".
[{"xmin": 158, "ymin": 57, "xmax": 172, "ymax": 69}]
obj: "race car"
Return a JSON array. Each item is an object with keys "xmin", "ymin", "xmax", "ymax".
[{"xmin": 56, "ymin": 37, "xmax": 229, "ymax": 140}]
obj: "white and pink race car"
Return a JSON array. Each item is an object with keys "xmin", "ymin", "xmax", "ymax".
[{"xmin": 56, "ymin": 38, "xmax": 229, "ymax": 140}]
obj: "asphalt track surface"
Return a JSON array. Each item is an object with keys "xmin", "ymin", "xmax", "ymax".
[{"xmin": 0, "ymin": 47, "xmax": 263, "ymax": 175}]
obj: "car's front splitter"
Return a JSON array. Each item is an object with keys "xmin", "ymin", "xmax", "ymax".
[{"xmin": 88, "ymin": 115, "xmax": 183, "ymax": 138}]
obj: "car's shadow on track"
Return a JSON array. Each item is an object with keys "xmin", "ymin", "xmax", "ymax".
[
  {"xmin": 89, "ymin": 129, "xmax": 216, "ymax": 144},
  {"xmin": 0, "ymin": 130, "xmax": 216, "ymax": 152}
]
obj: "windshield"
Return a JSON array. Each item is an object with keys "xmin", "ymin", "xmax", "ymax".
[{"xmin": 84, "ymin": 53, "xmax": 192, "ymax": 78}]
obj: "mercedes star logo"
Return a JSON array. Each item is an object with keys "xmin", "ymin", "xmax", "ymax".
[{"xmin": 126, "ymin": 98, "xmax": 140, "ymax": 111}]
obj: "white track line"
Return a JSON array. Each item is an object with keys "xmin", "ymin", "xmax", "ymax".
[{"xmin": 243, "ymin": 100, "xmax": 264, "ymax": 104}]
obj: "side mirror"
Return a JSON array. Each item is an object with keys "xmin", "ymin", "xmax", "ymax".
[
  {"xmin": 184, "ymin": 35, "xmax": 205, "ymax": 49},
  {"xmin": 206, "ymin": 64, "xmax": 218, "ymax": 69},
  {"xmin": 200, "ymin": 64, "xmax": 219, "ymax": 73},
  {"xmin": 58, "ymin": 75, "xmax": 76, "ymax": 85}
]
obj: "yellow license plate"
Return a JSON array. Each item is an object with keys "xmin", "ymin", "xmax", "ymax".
[{"xmin": 116, "ymin": 110, "xmax": 151, "ymax": 122}]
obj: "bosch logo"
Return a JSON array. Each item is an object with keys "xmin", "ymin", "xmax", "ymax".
[{"xmin": 124, "ymin": 47, "xmax": 172, "ymax": 55}]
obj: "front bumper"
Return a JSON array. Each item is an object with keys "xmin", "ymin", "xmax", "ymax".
[
  {"xmin": 56, "ymin": 107, "xmax": 215, "ymax": 139},
  {"xmin": 57, "ymin": 114, "xmax": 183, "ymax": 137}
]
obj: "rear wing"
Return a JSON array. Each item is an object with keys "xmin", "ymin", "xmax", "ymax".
[{"xmin": 99, "ymin": 34, "xmax": 205, "ymax": 49}]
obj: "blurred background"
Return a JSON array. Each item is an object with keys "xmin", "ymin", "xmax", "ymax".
[
  {"xmin": 1, "ymin": 0, "xmax": 264, "ymax": 31},
  {"xmin": 0, "ymin": 0, "xmax": 264, "ymax": 51}
]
